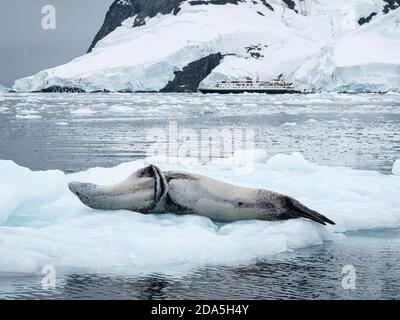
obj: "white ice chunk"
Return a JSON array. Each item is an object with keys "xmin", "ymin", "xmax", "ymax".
[
  {"xmin": 1, "ymin": 151, "xmax": 400, "ymax": 274},
  {"xmin": 393, "ymin": 160, "xmax": 400, "ymax": 176}
]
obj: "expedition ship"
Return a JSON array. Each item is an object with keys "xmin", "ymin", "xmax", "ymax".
[{"xmin": 199, "ymin": 75, "xmax": 300, "ymax": 94}]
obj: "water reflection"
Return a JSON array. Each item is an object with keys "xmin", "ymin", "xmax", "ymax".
[
  {"xmin": 1, "ymin": 93, "xmax": 400, "ymax": 299},
  {"xmin": 2, "ymin": 229, "xmax": 400, "ymax": 299}
]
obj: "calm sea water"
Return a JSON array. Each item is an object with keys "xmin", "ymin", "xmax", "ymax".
[{"xmin": 0, "ymin": 92, "xmax": 399, "ymax": 299}]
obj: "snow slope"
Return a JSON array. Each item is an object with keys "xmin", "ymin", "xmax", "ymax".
[
  {"xmin": 13, "ymin": 0, "xmax": 400, "ymax": 93},
  {"xmin": 294, "ymin": 8, "xmax": 400, "ymax": 92},
  {"xmin": 1, "ymin": 151, "xmax": 400, "ymax": 274}
]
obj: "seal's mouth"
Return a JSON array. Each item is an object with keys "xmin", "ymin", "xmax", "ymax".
[
  {"xmin": 68, "ymin": 181, "xmax": 100, "ymax": 208},
  {"xmin": 68, "ymin": 181, "xmax": 82, "ymax": 196},
  {"xmin": 68, "ymin": 181, "xmax": 96, "ymax": 208}
]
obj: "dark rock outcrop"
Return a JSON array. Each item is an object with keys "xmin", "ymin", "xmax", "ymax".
[
  {"xmin": 189, "ymin": 0, "xmax": 242, "ymax": 5},
  {"xmin": 261, "ymin": 0, "xmax": 274, "ymax": 11},
  {"xmin": 282, "ymin": 0, "xmax": 296, "ymax": 11},
  {"xmin": 40, "ymin": 86, "xmax": 86, "ymax": 93},
  {"xmin": 383, "ymin": 0, "xmax": 400, "ymax": 14},
  {"xmin": 91, "ymin": 89, "xmax": 111, "ymax": 93},
  {"xmin": 358, "ymin": 0, "xmax": 399, "ymax": 25},
  {"xmin": 245, "ymin": 44, "xmax": 266, "ymax": 59},
  {"xmin": 160, "ymin": 53, "xmax": 223, "ymax": 92},
  {"xmin": 358, "ymin": 12, "xmax": 377, "ymax": 25}
]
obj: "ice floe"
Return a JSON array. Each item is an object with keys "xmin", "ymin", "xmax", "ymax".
[{"xmin": 0, "ymin": 151, "xmax": 399, "ymax": 274}]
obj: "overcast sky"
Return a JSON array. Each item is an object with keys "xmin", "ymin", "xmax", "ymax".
[{"xmin": 0, "ymin": 0, "xmax": 114, "ymax": 87}]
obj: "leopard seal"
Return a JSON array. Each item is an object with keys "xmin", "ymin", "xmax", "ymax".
[{"xmin": 69, "ymin": 165, "xmax": 335, "ymax": 225}]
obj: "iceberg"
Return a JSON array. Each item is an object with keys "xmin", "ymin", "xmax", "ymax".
[{"xmin": 1, "ymin": 152, "xmax": 399, "ymax": 274}]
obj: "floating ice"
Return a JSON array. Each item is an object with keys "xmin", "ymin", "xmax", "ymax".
[
  {"xmin": 393, "ymin": 160, "xmax": 400, "ymax": 176},
  {"xmin": 70, "ymin": 108, "xmax": 96, "ymax": 115},
  {"xmin": 0, "ymin": 152, "xmax": 400, "ymax": 275},
  {"xmin": 282, "ymin": 122, "xmax": 297, "ymax": 127},
  {"xmin": 108, "ymin": 105, "xmax": 133, "ymax": 113},
  {"xmin": 17, "ymin": 109, "xmax": 39, "ymax": 115},
  {"xmin": 15, "ymin": 114, "xmax": 42, "ymax": 120}
]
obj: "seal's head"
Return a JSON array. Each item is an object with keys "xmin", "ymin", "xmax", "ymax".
[
  {"xmin": 67, "ymin": 165, "xmax": 169, "ymax": 212},
  {"xmin": 69, "ymin": 181, "xmax": 99, "ymax": 208}
]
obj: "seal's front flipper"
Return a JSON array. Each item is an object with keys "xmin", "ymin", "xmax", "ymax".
[{"xmin": 288, "ymin": 198, "xmax": 335, "ymax": 225}]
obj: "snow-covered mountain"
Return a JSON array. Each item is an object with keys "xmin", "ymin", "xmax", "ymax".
[
  {"xmin": 14, "ymin": 0, "xmax": 400, "ymax": 93},
  {"xmin": 294, "ymin": 6, "xmax": 400, "ymax": 92}
]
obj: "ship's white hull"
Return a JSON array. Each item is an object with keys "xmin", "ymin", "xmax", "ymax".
[{"xmin": 199, "ymin": 87, "xmax": 300, "ymax": 94}]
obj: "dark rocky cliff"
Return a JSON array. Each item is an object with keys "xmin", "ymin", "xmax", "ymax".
[
  {"xmin": 87, "ymin": 0, "xmax": 185, "ymax": 52},
  {"xmin": 160, "ymin": 53, "xmax": 223, "ymax": 92},
  {"xmin": 383, "ymin": 0, "xmax": 400, "ymax": 13}
]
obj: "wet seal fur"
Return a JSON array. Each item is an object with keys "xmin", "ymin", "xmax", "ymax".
[{"xmin": 69, "ymin": 165, "xmax": 335, "ymax": 225}]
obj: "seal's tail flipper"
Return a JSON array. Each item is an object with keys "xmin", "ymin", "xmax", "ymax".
[{"xmin": 289, "ymin": 198, "xmax": 335, "ymax": 225}]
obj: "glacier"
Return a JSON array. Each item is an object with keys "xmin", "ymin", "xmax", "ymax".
[
  {"xmin": 293, "ymin": 8, "xmax": 400, "ymax": 92},
  {"xmin": 1, "ymin": 152, "xmax": 400, "ymax": 274},
  {"xmin": 13, "ymin": 0, "xmax": 400, "ymax": 93}
]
